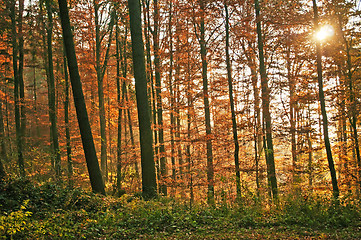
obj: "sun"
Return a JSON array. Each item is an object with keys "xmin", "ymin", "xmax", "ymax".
[{"xmin": 315, "ymin": 25, "xmax": 334, "ymax": 41}]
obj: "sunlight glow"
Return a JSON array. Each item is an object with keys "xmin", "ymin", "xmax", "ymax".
[{"xmin": 315, "ymin": 25, "xmax": 334, "ymax": 42}]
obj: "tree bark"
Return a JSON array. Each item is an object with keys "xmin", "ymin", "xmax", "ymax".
[
  {"xmin": 94, "ymin": 1, "xmax": 115, "ymax": 181},
  {"xmin": 127, "ymin": 0, "xmax": 157, "ymax": 199},
  {"xmin": 254, "ymin": 0, "xmax": 278, "ymax": 200},
  {"xmin": 45, "ymin": 0, "xmax": 62, "ymax": 179},
  {"xmin": 224, "ymin": 2, "xmax": 241, "ymax": 199},
  {"xmin": 58, "ymin": 0, "xmax": 105, "ymax": 195},
  {"xmin": 198, "ymin": 0, "xmax": 214, "ymax": 205},
  {"xmin": 153, "ymin": 0, "xmax": 167, "ymax": 196},
  {"xmin": 312, "ymin": 0, "xmax": 339, "ymax": 199},
  {"xmin": 63, "ymin": 51, "xmax": 73, "ymax": 187},
  {"xmin": 8, "ymin": 0, "xmax": 25, "ymax": 178}
]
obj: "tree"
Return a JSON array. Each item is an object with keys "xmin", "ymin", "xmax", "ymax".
[
  {"xmin": 57, "ymin": 0, "xmax": 105, "ymax": 195},
  {"xmin": 152, "ymin": 0, "xmax": 167, "ymax": 196},
  {"xmin": 93, "ymin": 0, "xmax": 115, "ymax": 181},
  {"xmin": 198, "ymin": 0, "xmax": 215, "ymax": 205},
  {"xmin": 312, "ymin": 0, "xmax": 339, "ymax": 199},
  {"xmin": 224, "ymin": 1, "xmax": 241, "ymax": 198},
  {"xmin": 8, "ymin": 0, "xmax": 25, "ymax": 178},
  {"xmin": 127, "ymin": 0, "xmax": 157, "ymax": 199},
  {"xmin": 45, "ymin": 0, "xmax": 61, "ymax": 179},
  {"xmin": 254, "ymin": 0, "xmax": 278, "ymax": 200},
  {"xmin": 63, "ymin": 51, "xmax": 73, "ymax": 187}
]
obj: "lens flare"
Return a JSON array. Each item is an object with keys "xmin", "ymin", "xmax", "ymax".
[{"xmin": 315, "ymin": 25, "xmax": 334, "ymax": 41}]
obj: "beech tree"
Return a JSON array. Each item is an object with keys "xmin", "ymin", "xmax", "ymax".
[
  {"xmin": 254, "ymin": 0, "xmax": 278, "ymax": 200},
  {"xmin": 312, "ymin": 0, "xmax": 339, "ymax": 199},
  {"xmin": 127, "ymin": 0, "xmax": 157, "ymax": 199},
  {"xmin": 58, "ymin": 0, "xmax": 105, "ymax": 195}
]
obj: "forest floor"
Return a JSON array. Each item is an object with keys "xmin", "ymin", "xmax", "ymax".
[{"xmin": 1, "ymin": 179, "xmax": 361, "ymax": 239}]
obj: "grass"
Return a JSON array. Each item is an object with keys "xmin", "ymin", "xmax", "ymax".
[{"xmin": 1, "ymin": 179, "xmax": 361, "ymax": 239}]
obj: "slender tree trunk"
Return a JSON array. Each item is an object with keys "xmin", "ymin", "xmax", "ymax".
[
  {"xmin": 286, "ymin": 41, "xmax": 298, "ymax": 187},
  {"xmin": 127, "ymin": 0, "xmax": 157, "ymax": 199},
  {"xmin": 243, "ymin": 40, "xmax": 262, "ymax": 197},
  {"xmin": 125, "ymin": 89, "xmax": 139, "ymax": 179},
  {"xmin": 152, "ymin": 0, "xmax": 167, "ymax": 196},
  {"xmin": 224, "ymin": 2, "xmax": 241, "ymax": 198},
  {"xmin": 186, "ymin": 30, "xmax": 194, "ymax": 206},
  {"xmin": 312, "ymin": 0, "xmax": 339, "ymax": 199},
  {"xmin": 58, "ymin": 0, "xmax": 105, "ymax": 195},
  {"xmin": 94, "ymin": 2, "xmax": 115, "ymax": 181},
  {"xmin": 254, "ymin": 0, "xmax": 278, "ymax": 200},
  {"xmin": 307, "ymin": 105, "xmax": 313, "ymax": 189},
  {"xmin": 63, "ymin": 51, "xmax": 73, "ymax": 187},
  {"xmin": 198, "ymin": 0, "xmax": 214, "ymax": 205},
  {"xmin": 0, "ymin": 102, "xmax": 6, "ymax": 180},
  {"xmin": 9, "ymin": 0, "xmax": 25, "ymax": 178},
  {"xmin": 45, "ymin": 0, "xmax": 62, "ymax": 179},
  {"xmin": 142, "ymin": 0, "xmax": 158, "ymax": 181},
  {"xmin": 18, "ymin": 0, "xmax": 26, "ymax": 150},
  {"xmin": 168, "ymin": 0, "xmax": 176, "ymax": 193},
  {"xmin": 116, "ymin": 19, "xmax": 123, "ymax": 194},
  {"xmin": 345, "ymin": 39, "xmax": 361, "ymax": 192}
]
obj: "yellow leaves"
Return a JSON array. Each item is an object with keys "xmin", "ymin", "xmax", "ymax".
[{"xmin": 0, "ymin": 200, "xmax": 32, "ymax": 237}]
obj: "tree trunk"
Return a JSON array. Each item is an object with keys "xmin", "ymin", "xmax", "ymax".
[
  {"xmin": 254, "ymin": 0, "xmax": 278, "ymax": 200},
  {"xmin": 285, "ymin": 39, "xmax": 298, "ymax": 187},
  {"xmin": 115, "ymin": 18, "xmax": 123, "ymax": 194},
  {"xmin": 312, "ymin": 0, "xmax": 339, "ymax": 199},
  {"xmin": 8, "ymin": 0, "xmax": 25, "ymax": 178},
  {"xmin": 58, "ymin": 0, "xmax": 105, "ymax": 195},
  {"xmin": 152, "ymin": 0, "xmax": 167, "ymax": 196},
  {"xmin": 0, "ymin": 102, "xmax": 6, "ymax": 180},
  {"xmin": 63, "ymin": 51, "xmax": 73, "ymax": 187},
  {"xmin": 224, "ymin": 2, "xmax": 241, "ymax": 199},
  {"xmin": 45, "ymin": 0, "xmax": 62, "ymax": 179},
  {"xmin": 127, "ymin": 0, "xmax": 157, "ymax": 199},
  {"xmin": 198, "ymin": 0, "xmax": 214, "ymax": 205},
  {"xmin": 142, "ymin": 0, "xmax": 158, "ymax": 182},
  {"xmin": 18, "ymin": 0, "xmax": 26, "ymax": 150},
  {"xmin": 94, "ymin": 1, "xmax": 115, "ymax": 181}
]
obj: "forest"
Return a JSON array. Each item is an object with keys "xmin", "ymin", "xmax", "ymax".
[{"xmin": 1, "ymin": 0, "xmax": 361, "ymax": 238}]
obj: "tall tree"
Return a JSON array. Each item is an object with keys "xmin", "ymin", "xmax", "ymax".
[
  {"xmin": 45, "ymin": 0, "xmax": 61, "ymax": 178},
  {"xmin": 58, "ymin": 0, "xmax": 105, "ymax": 194},
  {"xmin": 127, "ymin": 0, "xmax": 157, "ymax": 199},
  {"xmin": 254, "ymin": 0, "xmax": 278, "ymax": 200},
  {"xmin": 63, "ymin": 51, "xmax": 73, "ymax": 187},
  {"xmin": 8, "ymin": 0, "xmax": 25, "ymax": 178},
  {"xmin": 94, "ymin": 0, "xmax": 115, "ymax": 181},
  {"xmin": 198, "ymin": 0, "xmax": 214, "ymax": 205},
  {"xmin": 224, "ymin": 1, "xmax": 241, "ymax": 198},
  {"xmin": 312, "ymin": 0, "xmax": 339, "ymax": 199},
  {"xmin": 152, "ymin": 0, "xmax": 167, "ymax": 196}
]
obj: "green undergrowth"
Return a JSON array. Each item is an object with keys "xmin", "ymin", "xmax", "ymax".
[{"xmin": 1, "ymin": 179, "xmax": 361, "ymax": 239}]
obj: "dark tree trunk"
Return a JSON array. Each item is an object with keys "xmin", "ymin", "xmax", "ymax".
[
  {"xmin": 45, "ymin": 0, "xmax": 62, "ymax": 179},
  {"xmin": 198, "ymin": 0, "xmax": 214, "ymax": 205},
  {"xmin": 152, "ymin": 0, "xmax": 167, "ymax": 196},
  {"xmin": 142, "ymin": 0, "xmax": 158, "ymax": 182},
  {"xmin": 127, "ymin": 0, "xmax": 157, "ymax": 199},
  {"xmin": 224, "ymin": 2, "xmax": 241, "ymax": 198},
  {"xmin": 115, "ymin": 19, "xmax": 123, "ymax": 194},
  {"xmin": 8, "ymin": 0, "xmax": 25, "ymax": 178},
  {"xmin": 63, "ymin": 51, "xmax": 73, "ymax": 187},
  {"xmin": 312, "ymin": 0, "xmax": 339, "ymax": 199},
  {"xmin": 18, "ymin": 0, "xmax": 26, "ymax": 150},
  {"xmin": 254, "ymin": 0, "xmax": 278, "ymax": 200},
  {"xmin": 94, "ymin": 2, "xmax": 115, "ymax": 181},
  {"xmin": 0, "ymin": 102, "xmax": 5, "ymax": 179},
  {"xmin": 58, "ymin": 0, "xmax": 105, "ymax": 195}
]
